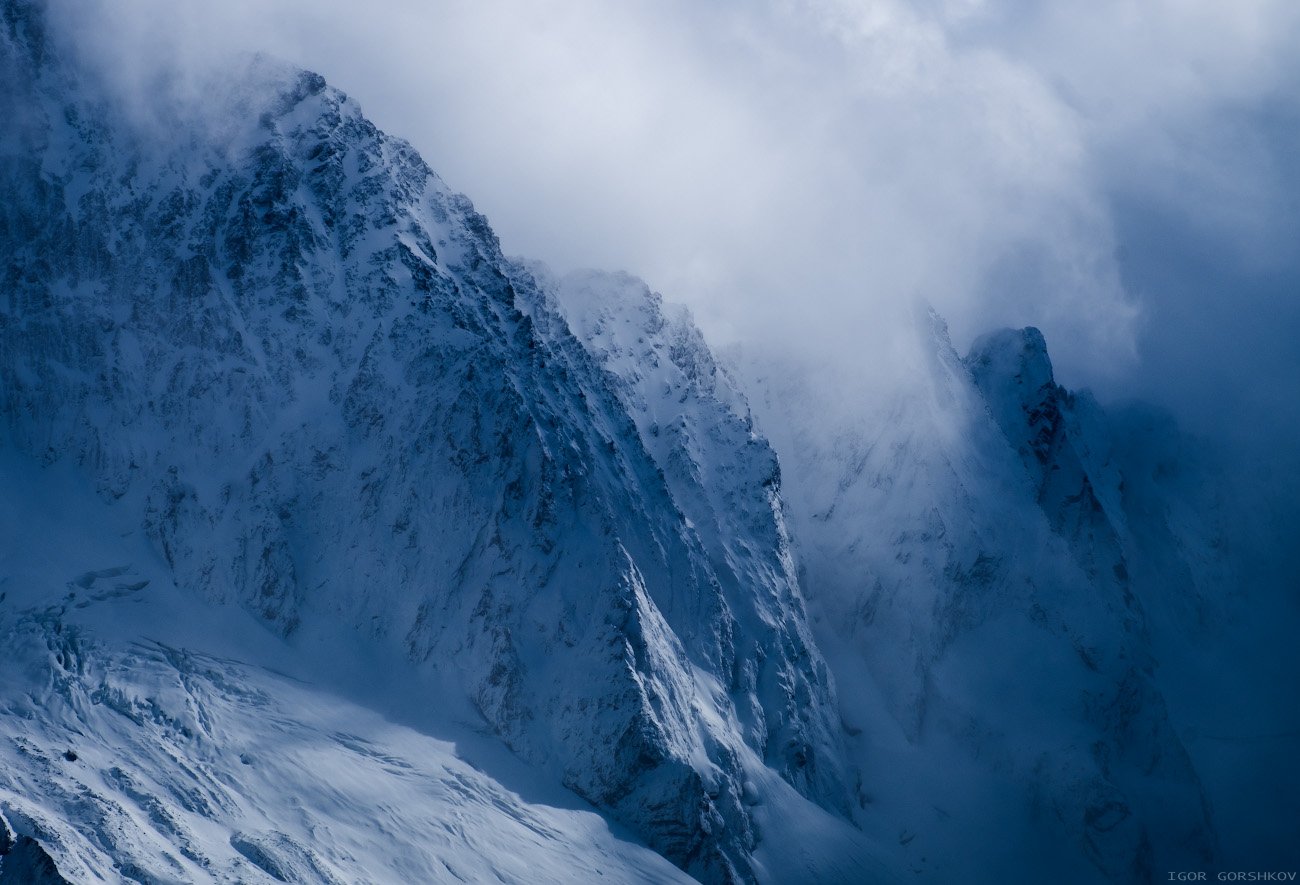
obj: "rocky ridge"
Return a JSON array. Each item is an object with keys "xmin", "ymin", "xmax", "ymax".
[{"xmin": 0, "ymin": 1, "xmax": 852, "ymax": 880}]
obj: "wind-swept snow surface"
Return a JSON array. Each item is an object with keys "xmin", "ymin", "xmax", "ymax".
[{"xmin": 0, "ymin": 452, "xmax": 696, "ymax": 884}]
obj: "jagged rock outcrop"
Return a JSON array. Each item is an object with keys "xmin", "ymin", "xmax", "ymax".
[
  {"xmin": 0, "ymin": 807, "xmax": 71, "ymax": 885},
  {"xmin": 967, "ymin": 327, "xmax": 1131, "ymax": 604}
]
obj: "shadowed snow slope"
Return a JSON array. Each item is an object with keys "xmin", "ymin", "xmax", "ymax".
[
  {"xmin": 0, "ymin": 452, "xmax": 693, "ymax": 884},
  {"xmin": 733, "ymin": 309, "xmax": 1299, "ymax": 882}
]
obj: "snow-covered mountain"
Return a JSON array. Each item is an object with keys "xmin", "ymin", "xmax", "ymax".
[
  {"xmin": 0, "ymin": 1, "xmax": 886, "ymax": 881},
  {"xmin": 3, "ymin": 0, "xmax": 1296, "ymax": 881}
]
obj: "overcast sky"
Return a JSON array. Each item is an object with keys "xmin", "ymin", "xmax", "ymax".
[{"xmin": 53, "ymin": 0, "xmax": 1300, "ymax": 440}]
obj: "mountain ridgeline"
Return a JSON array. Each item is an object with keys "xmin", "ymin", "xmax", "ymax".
[
  {"xmin": 2, "ymin": 0, "xmax": 1294, "ymax": 881},
  {"xmin": 0, "ymin": 0, "xmax": 857, "ymax": 880}
]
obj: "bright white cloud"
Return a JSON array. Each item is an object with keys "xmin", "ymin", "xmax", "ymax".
[{"xmin": 47, "ymin": 0, "xmax": 1300, "ymax": 429}]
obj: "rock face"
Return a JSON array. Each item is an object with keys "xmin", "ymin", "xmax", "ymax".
[
  {"xmin": 528, "ymin": 267, "xmax": 847, "ymax": 809},
  {"xmin": 966, "ymin": 327, "xmax": 1131, "ymax": 605},
  {"xmin": 0, "ymin": 1, "xmax": 846, "ymax": 880},
  {"xmin": 0, "ymin": 836, "xmax": 71, "ymax": 885},
  {"xmin": 0, "ymin": 807, "xmax": 69, "ymax": 885},
  {"xmin": 967, "ymin": 327, "xmax": 1241, "ymax": 633},
  {"xmin": 736, "ymin": 311, "xmax": 1220, "ymax": 881}
]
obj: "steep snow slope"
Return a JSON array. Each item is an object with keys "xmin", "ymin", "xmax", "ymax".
[
  {"xmin": 735, "ymin": 312, "xmax": 1223, "ymax": 882},
  {"xmin": 526, "ymin": 266, "xmax": 909, "ymax": 880},
  {"xmin": 0, "ymin": 451, "xmax": 693, "ymax": 884},
  {"xmin": 0, "ymin": 1, "xmax": 873, "ymax": 881},
  {"xmin": 522, "ymin": 266, "xmax": 846, "ymax": 805}
]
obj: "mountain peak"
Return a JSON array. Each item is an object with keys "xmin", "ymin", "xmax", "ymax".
[
  {"xmin": 966, "ymin": 326, "xmax": 1055, "ymax": 401},
  {"xmin": 0, "ymin": 4, "xmax": 861, "ymax": 879},
  {"xmin": 965, "ymin": 326, "xmax": 1065, "ymax": 470}
]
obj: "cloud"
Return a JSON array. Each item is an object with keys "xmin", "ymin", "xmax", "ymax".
[{"xmin": 42, "ymin": 0, "xmax": 1300, "ymax": 437}]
